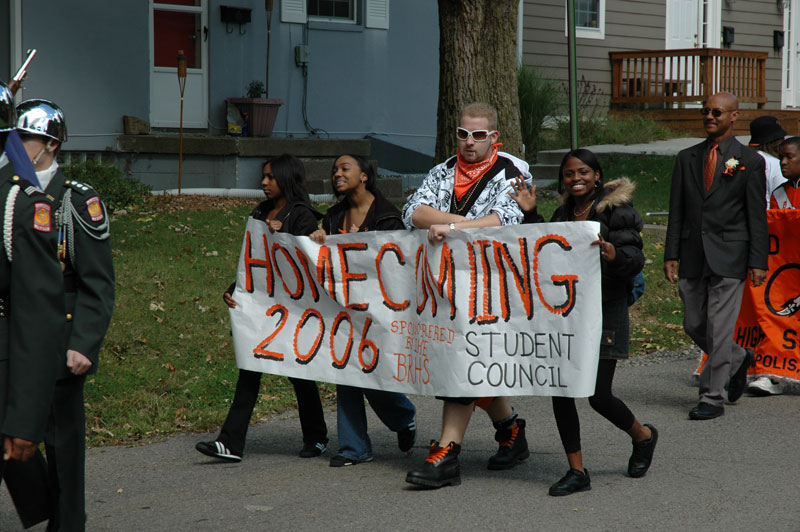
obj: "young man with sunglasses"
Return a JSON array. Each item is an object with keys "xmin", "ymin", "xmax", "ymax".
[
  {"xmin": 664, "ymin": 92, "xmax": 768, "ymax": 420},
  {"xmin": 402, "ymin": 102, "xmax": 534, "ymax": 488}
]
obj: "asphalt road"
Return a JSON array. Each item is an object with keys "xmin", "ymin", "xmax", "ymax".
[{"xmin": 2, "ymin": 348, "xmax": 798, "ymax": 532}]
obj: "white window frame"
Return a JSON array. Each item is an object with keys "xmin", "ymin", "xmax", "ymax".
[
  {"xmin": 783, "ymin": 0, "xmax": 798, "ymax": 107},
  {"xmin": 701, "ymin": 0, "xmax": 721, "ymax": 48},
  {"xmin": 307, "ymin": 0, "xmax": 357, "ymax": 24},
  {"xmin": 149, "ymin": 0, "xmax": 208, "ymax": 128},
  {"xmin": 282, "ymin": 0, "xmax": 389, "ymax": 28},
  {"xmin": 564, "ymin": 0, "xmax": 605, "ymax": 40}
]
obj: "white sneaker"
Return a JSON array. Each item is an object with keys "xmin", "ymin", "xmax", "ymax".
[{"xmin": 747, "ymin": 376, "xmax": 784, "ymax": 396}]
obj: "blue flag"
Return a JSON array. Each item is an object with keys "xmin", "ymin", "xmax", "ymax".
[{"xmin": 3, "ymin": 129, "xmax": 41, "ymax": 189}]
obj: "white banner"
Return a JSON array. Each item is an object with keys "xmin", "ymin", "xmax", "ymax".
[{"xmin": 230, "ymin": 219, "xmax": 603, "ymax": 398}]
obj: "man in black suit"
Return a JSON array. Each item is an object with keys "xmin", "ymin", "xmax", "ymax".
[{"xmin": 664, "ymin": 92, "xmax": 768, "ymax": 420}]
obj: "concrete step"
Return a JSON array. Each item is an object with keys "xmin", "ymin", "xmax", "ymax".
[
  {"xmin": 531, "ymin": 162, "xmax": 560, "ymax": 183},
  {"xmin": 536, "ymin": 149, "xmax": 570, "ymax": 165},
  {"xmin": 305, "ymin": 175, "xmax": 405, "ymax": 203}
]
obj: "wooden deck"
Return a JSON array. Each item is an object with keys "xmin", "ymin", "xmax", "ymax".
[
  {"xmin": 607, "ymin": 47, "xmax": 800, "ymax": 138},
  {"xmin": 609, "ymin": 48, "xmax": 767, "ymax": 108},
  {"xmin": 610, "ymin": 108, "xmax": 800, "ymax": 138}
]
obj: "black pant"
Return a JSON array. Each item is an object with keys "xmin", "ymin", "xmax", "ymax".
[
  {"xmin": 218, "ymin": 369, "xmax": 327, "ymax": 456},
  {"xmin": 552, "ymin": 359, "xmax": 635, "ymax": 454},
  {"xmin": 45, "ymin": 375, "xmax": 87, "ymax": 532},
  {"xmin": 0, "ymin": 450, "xmax": 51, "ymax": 529}
]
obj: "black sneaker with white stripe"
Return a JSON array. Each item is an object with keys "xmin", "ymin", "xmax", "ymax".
[
  {"xmin": 298, "ymin": 441, "xmax": 327, "ymax": 458},
  {"xmin": 329, "ymin": 454, "xmax": 374, "ymax": 467},
  {"xmin": 195, "ymin": 440, "xmax": 242, "ymax": 462},
  {"xmin": 397, "ymin": 420, "xmax": 417, "ymax": 453}
]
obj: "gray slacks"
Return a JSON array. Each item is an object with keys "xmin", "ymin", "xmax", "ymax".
[{"xmin": 679, "ymin": 275, "xmax": 746, "ymax": 406}]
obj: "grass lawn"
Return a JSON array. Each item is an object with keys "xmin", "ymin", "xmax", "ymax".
[
  {"xmin": 89, "ymin": 155, "xmax": 687, "ymax": 446},
  {"xmin": 89, "ymin": 195, "xmax": 336, "ymax": 446}
]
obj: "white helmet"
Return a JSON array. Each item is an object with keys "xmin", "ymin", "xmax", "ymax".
[{"xmin": 16, "ymin": 99, "xmax": 67, "ymax": 143}]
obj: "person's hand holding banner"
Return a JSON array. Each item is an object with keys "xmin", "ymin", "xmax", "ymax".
[{"xmin": 230, "ymin": 219, "xmax": 605, "ymax": 398}]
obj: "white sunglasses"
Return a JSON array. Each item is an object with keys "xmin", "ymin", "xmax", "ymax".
[{"xmin": 456, "ymin": 127, "xmax": 496, "ymax": 142}]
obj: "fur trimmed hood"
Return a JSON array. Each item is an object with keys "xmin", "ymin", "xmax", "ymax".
[{"xmin": 560, "ymin": 177, "xmax": 636, "ymax": 212}]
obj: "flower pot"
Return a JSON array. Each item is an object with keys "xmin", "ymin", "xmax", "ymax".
[{"xmin": 227, "ymin": 98, "xmax": 284, "ymax": 137}]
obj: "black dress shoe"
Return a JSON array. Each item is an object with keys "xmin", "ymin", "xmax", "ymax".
[
  {"xmin": 628, "ymin": 424, "xmax": 658, "ymax": 478},
  {"xmin": 727, "ymin": 348, "xmax": 755, "ymax": 403},
  {"xmin": 689, "ymin": 401, "xmax": 724, "ymax": 420},
  {"xmin": 548, "ymin": 468, "xmax": 591, "ymax": 496}
]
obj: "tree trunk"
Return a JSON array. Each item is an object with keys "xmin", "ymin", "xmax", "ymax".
[{"xmin": 435, "ymin": 0, "xmax": 522, "ymax": 164}]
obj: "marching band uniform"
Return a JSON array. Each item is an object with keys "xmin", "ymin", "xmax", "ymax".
[
  {"xmin": 0, "ymin": 85, "xmax": 64, "ymax": 528},
  {"xmin": 17, "ymin": 99, "xmax": 115, "ymax": 532}
]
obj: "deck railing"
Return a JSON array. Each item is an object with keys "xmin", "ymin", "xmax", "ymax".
[{"xmin": 609, "ymin": 48, "xmax": 767, "ymax": 107}]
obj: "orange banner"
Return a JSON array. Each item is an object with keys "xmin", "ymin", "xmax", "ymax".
[{"xmin": 696, "ymin": 209, "xmax": 800, "ymax": 381}]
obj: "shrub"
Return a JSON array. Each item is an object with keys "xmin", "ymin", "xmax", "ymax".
[
  {"xmin": 246, "ymin": 80, "xmax": 265, "ymax": 98},
  {"xmin": 63, "ymin": 160, "xmax": 151, "ymax": 211},
  {"xmin": 517, "ymin": 65, "xmax": 562, "ymax": 159},
  {"xmin": 541, "ymin": 77, "xmax": 686, "ymax": 149},
  {"xmin": 546, "ymin": 115, "xmax": 682, "ymax": 149}
]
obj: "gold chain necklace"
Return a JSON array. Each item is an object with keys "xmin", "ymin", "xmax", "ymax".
[
  {"xmin": 452, "ymin": 179, "xmax": 485, "ymax": 215},
  {"xmin": 572, "ymin": 200, "xmax": 594, "ymax": 218}
]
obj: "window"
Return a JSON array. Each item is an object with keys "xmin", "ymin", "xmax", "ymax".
[
  {"xmin": 575, "ymin": 0, "xmax": 598, "ymax": 28},
  {"xmin": 565, "ymin": 0, "xmax": 605, "ymax": 40},
  {"xmin": 153, "ymin": 0, "xmax": 204, "ymax": 67},
  {"xmin": 307, "ymin": 0, "xmax": 356, "ymax": 23},
  {"xmin": 282, "ymin": 0, "xmax": 388, "ymax": 28}
]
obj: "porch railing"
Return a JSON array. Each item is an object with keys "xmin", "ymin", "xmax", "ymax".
[{"xmin": 609, "ymin": 48, "xmax": 767, "ymax": 107}]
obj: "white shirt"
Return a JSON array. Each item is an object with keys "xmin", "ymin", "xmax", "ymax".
[
  {"xmin": 36, "ymin": 160, "xmax": 59, "ymax": 191},
  {"xmin": 758, "ymin": 150, "xmax": 787, "ymax": 206}
]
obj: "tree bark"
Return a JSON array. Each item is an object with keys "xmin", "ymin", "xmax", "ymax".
[{"xmin": 435, "ymin": 0, "xmax": 522, "ymax": 164}]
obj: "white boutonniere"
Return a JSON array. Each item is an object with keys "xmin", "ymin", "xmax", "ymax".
[{"xmin": 723, "ymin": 157, "xmax": 744, "ymax": 176}]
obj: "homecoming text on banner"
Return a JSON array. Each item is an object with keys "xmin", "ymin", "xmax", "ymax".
[{"xmin": 229, "ymin": 220, "xmax": 603, "ymax": 398}]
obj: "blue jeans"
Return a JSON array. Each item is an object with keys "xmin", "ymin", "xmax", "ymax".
[{"xmin": 335, "ymin": 385, "xmax": 416, "ymax": 460}]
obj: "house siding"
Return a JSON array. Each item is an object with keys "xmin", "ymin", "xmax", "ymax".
[
  {"xmin": 523, "ymin": 0, "xmax": 788, "ymax": 111},
  {"xmin": 721, "ymin": 0, "xmax": 784, "ymax": 108},
  {"xmin": 209, "ymin": 0, "xmax": 439, "ymax": 154},
  {"xmin": 522, "ymin": 0, "xmax": 666, "ymax": 109},
  {"xmin": 6, "ymin": 0, "xmax": 439, "ymax": 156},
  {"xmin": 16, "ymin": 0, "xmax": 149, "ymax": 152}
]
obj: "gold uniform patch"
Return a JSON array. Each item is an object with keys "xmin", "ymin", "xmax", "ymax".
[
  {"xmin": 34, "ymin": 202, "xmax": 52, "ymax": 232},
  {"xmin": 86, "ymin": 196, "xmax": 104, "ymax": 222}
]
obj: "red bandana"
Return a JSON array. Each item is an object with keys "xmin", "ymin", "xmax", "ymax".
[{"xmin": 454, "ymin": 143, "xmax": 502, "ymax": 201}]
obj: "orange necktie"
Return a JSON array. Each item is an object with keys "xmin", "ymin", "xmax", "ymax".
[{"xmin": 704, "ymin": 144, "xmax": 718, "ymax": 193}]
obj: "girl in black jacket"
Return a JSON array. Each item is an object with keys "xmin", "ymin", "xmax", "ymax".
[
  {"xmin": 512, "ymin": 148, "xmax": 658, "ymax": 496},
  {"xmin": 196, "ymin": 154, "xmax": 328, "ymax": 462},
  {"xmin": 310, "ymin": 154, "xmax": 417, "ymax": 467}
]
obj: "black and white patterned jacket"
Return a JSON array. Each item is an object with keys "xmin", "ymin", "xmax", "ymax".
[{"xmin": 402, "ymin": 151, "xmax": 529, "ymax": 228}]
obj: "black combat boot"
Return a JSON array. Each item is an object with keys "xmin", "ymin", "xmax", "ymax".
[
  {"xmin": 487, "ymin": 416, "xmax": 530, "ymax": 470},
  {"xmin": 405, "ymin": 441, "xmax": 461, "ymax": 488}
]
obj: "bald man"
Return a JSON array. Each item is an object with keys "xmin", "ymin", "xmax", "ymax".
[{"xmin": 664, "ymin": 92, "xmax": 768, "ymax": 420}]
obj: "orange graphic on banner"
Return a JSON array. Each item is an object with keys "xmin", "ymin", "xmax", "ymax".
[{"xmin": 695, "ymin": 209, "xmax": 800, "ymax": 382}]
